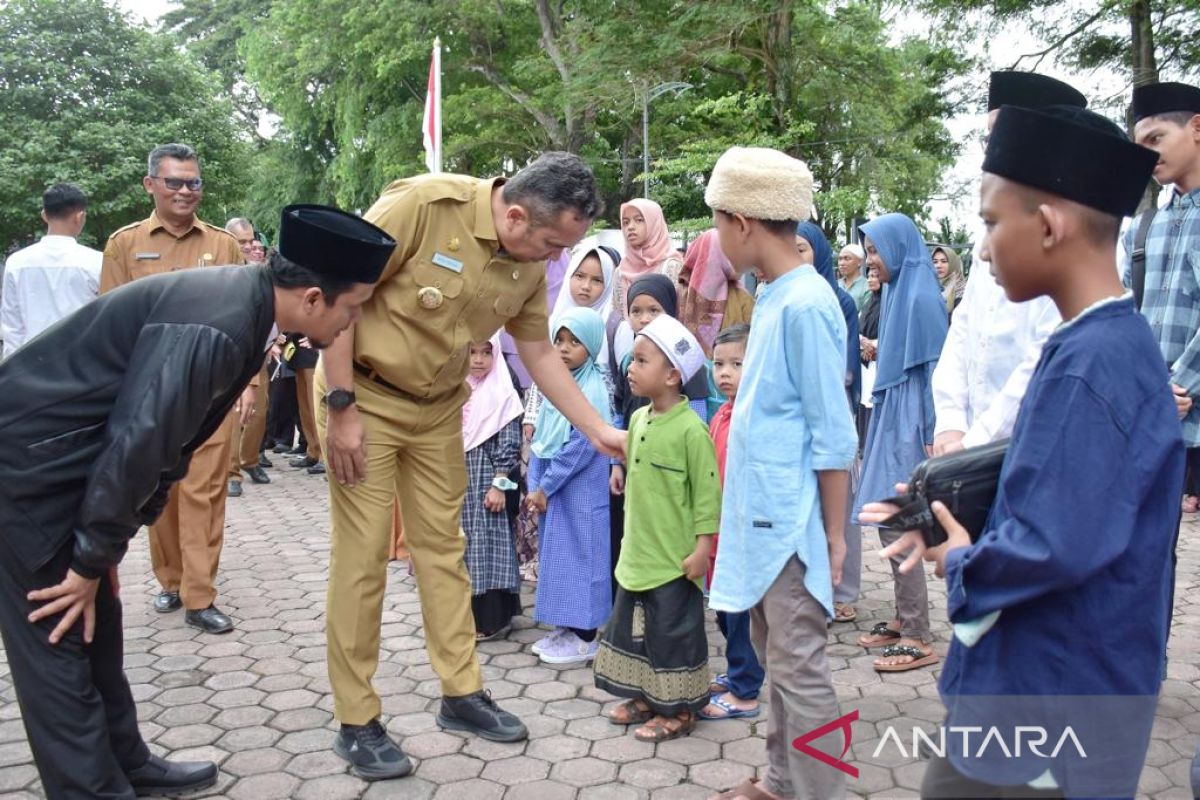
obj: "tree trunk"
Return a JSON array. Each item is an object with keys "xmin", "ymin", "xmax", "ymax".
[{"xmin": 1129, "ymin": 0, "xmax": 1160, "ymax": 211}]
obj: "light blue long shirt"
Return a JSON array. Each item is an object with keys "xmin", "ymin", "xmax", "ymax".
[{"xmin": 710, "ymin": 265, "xmax": 859, "ymax": 616}]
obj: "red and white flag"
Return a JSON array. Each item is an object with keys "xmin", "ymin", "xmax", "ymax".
[{"xmin": 422, "ymin": 38, "xmax": 442, "ymax": 173}]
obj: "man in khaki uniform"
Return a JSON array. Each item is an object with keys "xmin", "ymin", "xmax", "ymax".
[
  {"xmin": 224, "ymin": 217, "xmax": 273, "ymax": 498},
  {"xmin": 100, "ymin": 143, "xmax": 248, "ymax": 635},
  {"xmin": 318, "ymin": 152, "xmax": 626, "ymax": 781}
]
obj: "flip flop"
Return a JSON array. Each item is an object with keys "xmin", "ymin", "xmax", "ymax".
[
  {"xmin": 834, "ymin": 603, "xmax": 858, "ymax": 623},
  {"xmin": 699, "ymin": 694, "xmax": 760, "ymax": 720},
  {"xmin": 857, "ymin": 621, "xmax": 901, "ymax": 648},
  {"xmin": 873, "ymin": 643, "xmax": 939, "ymax": 672},
  {"xmin": 709, "ymin": 672, "xmax": 732, "ymax": 695}
]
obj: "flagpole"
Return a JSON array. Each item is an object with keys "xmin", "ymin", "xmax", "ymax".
[
  {"xmin": 422, "ymin": 37, "xmax": 443, "ymax": 174},
  {"xmin": 433, "ymin": 36, "xmax": 442, "ymax": 174}
]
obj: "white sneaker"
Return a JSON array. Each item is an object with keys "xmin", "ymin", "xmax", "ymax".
[
  {"xmin": 538, "ymin": 631, "xmax": 599, "ymax": 665},
  {"xmin": 531, "ymin": 628, "xmax": 564, "ymax": 656}
]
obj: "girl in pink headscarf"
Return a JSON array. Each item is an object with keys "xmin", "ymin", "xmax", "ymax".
[
  {"xmin": 461, "ymin": 334, "xmax": 526, "ymax": 640},
  {"xmin": 677, "ymin": 229, "xmax": 755, "ymax": 356},
  {"xmin": 614, "ymin": 199, "xmax": 683, "ymax": 318}
]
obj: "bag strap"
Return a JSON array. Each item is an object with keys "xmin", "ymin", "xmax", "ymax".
[{"xmin": 1132, "ymin": 208, "xmax": 1156, "ymax": 312}]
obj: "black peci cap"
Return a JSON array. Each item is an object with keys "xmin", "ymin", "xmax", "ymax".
[
  {"xmin": 983, "ymin": 105, "xmax": 1157, "ymax": 218},
  {"xmin": 1131, "ymin": 82, "xmax": 1200, "ymax": 123},
  {"xmin": 988, "ymin": 71, "xmax": 1088, "ymax": 112},
  {"xmin": 278, "ymin": 204, "xmax": 396, "ymax": 284}
]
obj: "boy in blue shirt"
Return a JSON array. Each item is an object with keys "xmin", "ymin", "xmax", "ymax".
[
  {"xmin": 863, "ymin": 106, "xmax": 1181, "ymax": 798},
  {"xmin": 706, "ymin": 147, "xmax": 859, "ymax": 800}
]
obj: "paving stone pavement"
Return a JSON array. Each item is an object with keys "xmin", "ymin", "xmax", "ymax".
[{"xmin": 2, "ymin": 461, "xmax": 1199, "ymax": 798}]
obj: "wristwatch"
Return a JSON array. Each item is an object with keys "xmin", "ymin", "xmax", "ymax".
[
  {"xmin": 323, "ymin": 387, "xmax": 357, "ymax": 411},
  {"xmin": 492, "ymin": 476, "xmax": 518, "ymax": 492}
]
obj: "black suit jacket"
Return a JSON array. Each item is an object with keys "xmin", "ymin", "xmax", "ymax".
[{"xmin": 0, "ymin": 265, "xmax": 275, "ymax": 578}]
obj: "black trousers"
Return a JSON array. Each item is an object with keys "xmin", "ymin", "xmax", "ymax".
[
  {"xmin": 266, "ymin": 372, "xmax": 300, "ymax": 448},
  {"xmin": 922, "ymin": 755, "xmax": 1064, "ymax": 799},
  {"xmin": 0, "ymin": 537, "xmax": 148, "ymax": 799}
]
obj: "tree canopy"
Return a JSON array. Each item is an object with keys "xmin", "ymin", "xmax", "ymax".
[{"xmin": 0, "ymin": 0, "xmax": 247, "ymax": 250}]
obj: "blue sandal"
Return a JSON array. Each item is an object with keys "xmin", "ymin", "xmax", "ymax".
[{"xmin": 699, "ymin": 694, "xmax": 761, "ymax": 720}]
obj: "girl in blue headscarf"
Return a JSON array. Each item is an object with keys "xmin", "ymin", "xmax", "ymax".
[
  {"xmin": 852, "ymin": 212, "xmax": 948, "ymax": 672},
  {"xmin": 527, "ymin": 306, "xmax": 614, "ymax": 665},
  {"xmin": 796, "ymin": 222, "xmax": 861, "ymax": 410},
  {"xmin": 796, "ymin": 221, "xmax": 864, "ymax": 625}
]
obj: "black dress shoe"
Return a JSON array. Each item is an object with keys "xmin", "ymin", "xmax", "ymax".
[
  {"xmin": 126, "ymin": 753, "xmax": 217, "ymax": 796},
  {"xmin": 258, "ymin": 453, "xmax": 273, "ymax": 468},
  {"xmin": 153, "ymin": 591, "xmax": 181, "ymax": 614},
  {"xmin": 307, "ymin": 462, "xmax": 326, "ymax": 475},
  {"xmin": 246, "ymin": 466, "xmax": 271, "ymax": 484},
  {"xmin": 290, "ymin": 454, "xmax": 318, "ymax": 468},
  {"xmin": 333, "ymin": 719, "xmax": 413, "ymax": 781},
  {"xmin": 185, "ymin": 606, "xmax": 234, "ymax": 634},
  {"xmin": 227, "ymin": 480, "xmax": 243, "ymax": 497},
  {"xmin": 289, "ymin": 444, "xmax": 307, "ymax": 455},
  {"xmin": 272, "ymin": 442, "xmax": 291, "ymax": 454},
  {"xmin": 437, "ymin": 690, "xmax": 527, "ymax": 742}
]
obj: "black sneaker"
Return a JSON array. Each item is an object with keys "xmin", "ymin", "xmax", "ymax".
[
  {"xmin": 437, "ymin": 690, "xmax": 528, "ymax": 742},
  {"xmin": 333, "ymin": 719, "xmax": 413, "ymax": 781}
]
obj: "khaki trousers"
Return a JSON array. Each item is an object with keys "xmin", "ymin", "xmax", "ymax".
[
  {"xmin": 149, "ymin": 412, "xmax": 236, "ymax": 610},
  {"xmin": 229, "ymin": 367, "xmax": 269, "ymax": 480},
  {"xmin": 750, "ymin": 557, "xmax": 847, "ymax": 800},
  {"xmin": 295, "ymin": 368, "xmax": 322, "ymax": 462},
  {"xmin": 318, "ymin": 373, "xmax": 479, "ymax": 724}
]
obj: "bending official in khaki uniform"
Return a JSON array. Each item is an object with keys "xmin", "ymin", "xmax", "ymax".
[
  {"xmin": 100, "ymin": 143, "xmax": 248, "ymax": 635},
  {"xmin": 318, "ymin": 152, "xmax": 626, "ymax": 781}
]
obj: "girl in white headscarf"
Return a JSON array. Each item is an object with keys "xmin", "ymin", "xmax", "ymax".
[{"xmin": 524, "ymin": 243, "xmax": 618, "ymax": 433}]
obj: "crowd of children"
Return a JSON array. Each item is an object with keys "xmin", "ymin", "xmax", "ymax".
[{"xmin": 441, "ymin": 73, "xmax": 1200, "ymax": 799}]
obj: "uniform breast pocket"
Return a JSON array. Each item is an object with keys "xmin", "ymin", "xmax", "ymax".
[
  {"xmin": 650, "ymin": 460, "xmax": 688, "ymax": 502},
  {"xmin": 493, "ymin": 294, "xmax": 523, "ymax": 319},
  {"xmin": 407, "ymin": 260, "xmax": 465, "ymax": 312}
]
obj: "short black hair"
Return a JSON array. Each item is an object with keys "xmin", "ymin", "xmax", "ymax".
[
  {"xmin": 1149, "ymin": 111, "xmax": 1199, "ymax": 127},
  {"xmin": 266, "ymin": 248, "xmax": 357, "ymax": 303},
  {"xmin": 502, "ymin": 152, "xmax": 602, "ymax": 227},
  {"xmin": 1015, "ymin": 184, "xmax": 1121, "ymax": 245},
  {"xmin": 715, "ymin": 210, "xmax": 798, "ymax": 239},
  {"xmin": 714, "ymin": 324, "xmax": 750, "ymax": 348},
  {"xmin": 42, "ymin": 183, "xmax": 88, "ymax": 218},
  {"xmin": 148, "ymin": 143, "xmax": 198, "ymax": 176}
]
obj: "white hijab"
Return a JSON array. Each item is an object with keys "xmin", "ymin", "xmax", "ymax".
[{"xmin": 549, "ymin": 240, "xmax": 616, "ymax": 364}]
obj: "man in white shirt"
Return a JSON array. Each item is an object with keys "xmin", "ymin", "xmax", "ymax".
[
  {"xmin": 1, "ymin": 183, "xmax": 101, "ymax": 359},
  {"xmin": 931, "ymin": 72, "xmax": 1085, "ymax": 455}
]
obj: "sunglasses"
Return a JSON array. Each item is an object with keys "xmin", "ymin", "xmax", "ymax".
[{"xmin": 149, "ymin": 176, "xmax": 203, "ymax": 191}]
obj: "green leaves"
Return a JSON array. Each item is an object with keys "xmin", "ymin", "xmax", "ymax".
[{"xmin": 0, "ymin": 0, "xmax": 247, "ymax": 249}]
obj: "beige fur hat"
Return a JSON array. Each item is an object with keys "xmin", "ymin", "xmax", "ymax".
[{"xmin": 704, "ymin": 146, "xmax": 814, "ymax": 222}]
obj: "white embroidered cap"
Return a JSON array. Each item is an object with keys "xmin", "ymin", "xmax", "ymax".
[{"xmin": 637, "ymin": 315, "xmax": 706, "ymax": 384}]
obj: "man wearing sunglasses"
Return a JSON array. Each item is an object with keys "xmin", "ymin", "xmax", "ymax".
[{"xmin": 99, "ymin": 143, "xmax": 246, "ymax": 635}]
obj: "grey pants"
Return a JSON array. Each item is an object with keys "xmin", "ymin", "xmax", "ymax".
[
  {"xmin": 750, "ymin": 557, "xmax": 847, "ymax": 800},
  {"xmin": 833, "ymin": 461, "xmax": 861, "ymax": 605},
  {"xmin": 877, "ymin": 526, "xmax": 931, "ymax": 642}
]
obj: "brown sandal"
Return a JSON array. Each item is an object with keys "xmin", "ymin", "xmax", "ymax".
[
  {"xmin": 857, "ymin": 621, "xmax": 901, "ymax": 648},
  {"xmin": 633, "ymin": 711, "xmax": 695, "ymax": 742},
  {"xmin": 713, "ymin": 778, "xmax": 779, "ymax": 800},
  {"xmin": 607, "ymin": 698, "xmax": 652, "ymax": 725},
  {"xmin": 834, "ymin": 603, "xmax": 858, "ymax": 623},
  {"xmin": 873, "ymin": 643, "xmax": 939, "ymax": 672}
]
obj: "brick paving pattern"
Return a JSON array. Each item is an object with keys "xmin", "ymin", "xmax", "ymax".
[{"xmin": 1, "ymin": 463, "xmax": 1197, "ymax": 798}]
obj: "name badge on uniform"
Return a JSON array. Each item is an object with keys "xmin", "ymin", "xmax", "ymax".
[
  {"xmin": 431, "ymin": 252, "xmax": 464, "ymax": 273},
  {"xmin": 134, "ymin": 252, "xmax": 161, "ymax": 260}
]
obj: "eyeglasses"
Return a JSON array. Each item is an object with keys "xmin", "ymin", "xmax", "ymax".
[{"xmin": 148, "ymin": 176, "xmax": 204, "ymax": 191}]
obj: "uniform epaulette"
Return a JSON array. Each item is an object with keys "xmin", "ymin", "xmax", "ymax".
[
  {"xmin": 379, "ymin": 173, "xmax": 477, "ymax": 205},
  {"xmin": 199, "ymin": 220, "xmax": 237, "ymax": 240},
  {"xmin": 106, "ymin": 219, "xmax": 146, "ymax": 241}
]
